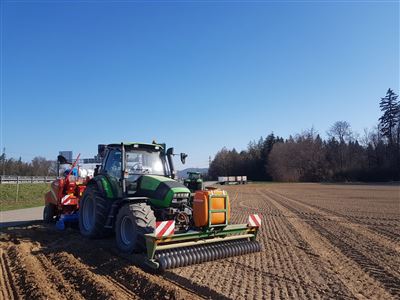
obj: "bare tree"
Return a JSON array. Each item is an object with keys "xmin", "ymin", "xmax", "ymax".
[
  {"xmin": 269, "ymin": 142, "xmax": 301, "ymax": 182},
  {"xmin": 327, "ymin": 121, "xmax": 354, "ymax": 171},
  {"xmin": 327, "ymin": 121, "xmax": 353, "ymax": 143},
  {"xmin": 269, "ymin": 129, "xmax": 326, "ymax": 182}
]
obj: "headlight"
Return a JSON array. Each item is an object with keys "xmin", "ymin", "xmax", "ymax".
[{"xmin": 174, "ymin": 192, "xmax": 190, "ymax": 198}]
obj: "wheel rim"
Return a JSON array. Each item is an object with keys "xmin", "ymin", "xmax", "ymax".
[
  {"xmin": 120, "ymin": 216, "xmax": 135, "ymax": 246},
  {"xmin": 82, "ymin": 197, "xmax": 95, "ymax": 231}
]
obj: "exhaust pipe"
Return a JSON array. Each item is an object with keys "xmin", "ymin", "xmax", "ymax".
[{"xmin": 166, "ymin": 147, "xmax": 176, "ymax": 179}]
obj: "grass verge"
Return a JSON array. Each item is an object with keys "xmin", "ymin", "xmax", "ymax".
[{"xmin": 0, "ymin": 183, "xmax": 50, "ymax": 211}]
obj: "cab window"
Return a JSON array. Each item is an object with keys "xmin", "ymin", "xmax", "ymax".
[{"xmin": 104, "ymin": 149, "xmax": 121, "ymax": 178}]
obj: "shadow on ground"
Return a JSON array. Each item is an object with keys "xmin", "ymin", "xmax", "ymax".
[{"xmin": 1, "ymin": 222, "xmax": 230, "ymax": 299}]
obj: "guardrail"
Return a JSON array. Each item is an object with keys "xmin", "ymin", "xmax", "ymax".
[{"xmin": 0, "ymin": 175, "xmax": 57, "ymax": 184}]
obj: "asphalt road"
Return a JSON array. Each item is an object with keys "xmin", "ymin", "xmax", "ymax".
[{"xmin": 0, "ymin": 206, "xmax": 44, "ymax": 228}]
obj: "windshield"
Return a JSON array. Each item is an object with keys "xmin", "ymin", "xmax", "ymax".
[
  {"xmin": 189, "ymin": 173, "xmax": 201, "ymax": 180},
  {"xmin": 126, "ymin": 150, "xmax": 165, "ymax": 180}
]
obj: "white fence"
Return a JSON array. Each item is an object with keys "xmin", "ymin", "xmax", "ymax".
[{"xmin": 0, "ymin": 175, "xmax": 56, "ymax": 184}]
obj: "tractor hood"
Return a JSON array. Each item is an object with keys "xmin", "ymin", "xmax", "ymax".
[{"xmin": 136, "ymin": 175, "xmax": 190, "ymax": 208}]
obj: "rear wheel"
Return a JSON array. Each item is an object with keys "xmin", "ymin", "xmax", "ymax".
[
  {"xmin": 79, "ymin": 184, "xmax": 111, "ymax": 238},
  {"xmin": 115, "ymin": 203, "xmax": 156, "ymax": 253},
  {"xmin": 43, "ymin": 203, "xmax": 56, "ymax": 223}
]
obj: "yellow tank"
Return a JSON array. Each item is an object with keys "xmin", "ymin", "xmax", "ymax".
[{"xmin": 193, "ymin": 189, "xmax": 230, "ymax": 227}]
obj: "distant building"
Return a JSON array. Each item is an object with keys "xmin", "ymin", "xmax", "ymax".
[
  {"xmin": 58, "ymin": 150, "xmax": 102, "ymax": 165},
  {"xmin": 82, "ymin": 157, "xmax": 102, "ymax": 164},
  {"xmin": 59, "ymin": 151, "xmax": 73, "ymax": 162}
]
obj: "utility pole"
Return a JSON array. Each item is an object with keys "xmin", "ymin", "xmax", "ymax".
[{"xmin": 2, "ymin": 147, "xmax": 5, "ymax": 176}]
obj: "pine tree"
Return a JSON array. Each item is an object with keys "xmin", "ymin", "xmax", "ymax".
[{"xmin": 379, "ymin": 88, "xmax": 400, "ymax": 144}]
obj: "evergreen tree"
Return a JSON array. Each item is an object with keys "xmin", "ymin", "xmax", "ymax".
[{"xmin": 379, "ymin": 88, "xmax": 400, "ymax": 144}]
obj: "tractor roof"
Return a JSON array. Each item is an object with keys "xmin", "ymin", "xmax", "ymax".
[{"xmin": 107, "ymin": 142, "xmax": 164, "ymax": 150}]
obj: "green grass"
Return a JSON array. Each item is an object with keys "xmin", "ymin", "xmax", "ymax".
[{"xmin": 0, "ymin": 183, "xmax": 50, "ymax": 211}]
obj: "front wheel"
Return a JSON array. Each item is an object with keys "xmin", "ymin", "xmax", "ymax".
[{"xmin": 115, "ymin": 203, "xmax": 156, "ymax": 253}]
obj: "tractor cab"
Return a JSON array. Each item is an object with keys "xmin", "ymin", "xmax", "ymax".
[
  {"xmin": 184, "ymin": 171, "xmax": 203, "ymax": 192},
  {"xmin": 98, "ymin": 143, "xmax": 171, "ymax": 196},
  {"xmin": 188, "ymin": 172, "xmax": 201, "ymax": 180}
]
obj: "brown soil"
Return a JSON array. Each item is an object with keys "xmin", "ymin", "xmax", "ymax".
[{"xmin": 1, "ymin": 183, "xmax": 399, "ymax": 299}]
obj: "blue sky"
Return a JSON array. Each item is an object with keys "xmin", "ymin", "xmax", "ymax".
[{"xmin": 1, "ymin": 1, "xmax": 399, "ymax": 168}]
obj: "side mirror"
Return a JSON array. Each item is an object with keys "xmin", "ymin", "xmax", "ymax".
[
  {"xmin": 57, "ymin": 155, "xmax": 69, "ymax": 164},
  {"xmin": 180, "ymin": 153, "xmax": 188, "ymax": 164},
  {"xmin": 94, "ymin": 164, "xmax": 100, "ymax": 176}
]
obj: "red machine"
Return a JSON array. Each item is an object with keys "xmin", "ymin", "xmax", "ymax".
[{"xmin": 43, "ymin": 154, "xmax": 89, "ymax": 229}]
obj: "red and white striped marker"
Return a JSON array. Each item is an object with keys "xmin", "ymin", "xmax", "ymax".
[
  {"xmin": 155, "ymin": 220, "xmax": 175, "ymax": 237},
  {"xmin": 248, "ymin": 214, "xmax": 261, "ymax": 227},
  {"xmin": 61, "ymin": 195, "xmax": 74, "ymax": 205}
]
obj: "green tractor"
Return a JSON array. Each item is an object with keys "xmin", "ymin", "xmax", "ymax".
[
  {"xmin": 183, "ymin": 171, "xmax": 203, "ymax": 192},
  {"xmin": 78, "ymin": 142, "xmax": 261, "ymax": 271}
]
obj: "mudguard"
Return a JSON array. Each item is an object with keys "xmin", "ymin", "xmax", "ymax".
[{"xmin": 88, "ymin": 175, "xmax": 117, "ymax": 199}]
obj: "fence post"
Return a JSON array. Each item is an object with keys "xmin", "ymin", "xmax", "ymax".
[{"xmin": 15, "ymin": 176, "xmax": 20, "ymax": 203}]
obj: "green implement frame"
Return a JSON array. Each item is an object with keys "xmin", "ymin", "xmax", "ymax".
[
  {"xmin": 144, "ymin": 223, "xmax": 259, "ymax": 269},
  {"xmin": 208, "ymin": 193, "xmax": 229, "ymax": 228}
]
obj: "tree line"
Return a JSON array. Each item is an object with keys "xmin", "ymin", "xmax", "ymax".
[
  {"xmin": 209, "ymin": 89, "xmax": 400, "ymax": 182},
  {"xmin": 0, "ymin": 156, "xmax": 57, "ymax": 176}
]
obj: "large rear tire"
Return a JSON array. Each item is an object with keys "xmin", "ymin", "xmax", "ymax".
[
  {"xmin": 115, "ymin": 203, "xmax": 156, "ymax": 253},
  {"xmin": 43, "ymin": 203, "xmax": 56, "ymax": 223},
  {"xmin": 79, "ymin": 184, "xmax": 111, "ymax": 238}
]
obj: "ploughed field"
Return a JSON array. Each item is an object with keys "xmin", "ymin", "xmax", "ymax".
[{"xmin": 1, "ymin": 183, "xmax": 399, "ymax": 299}]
